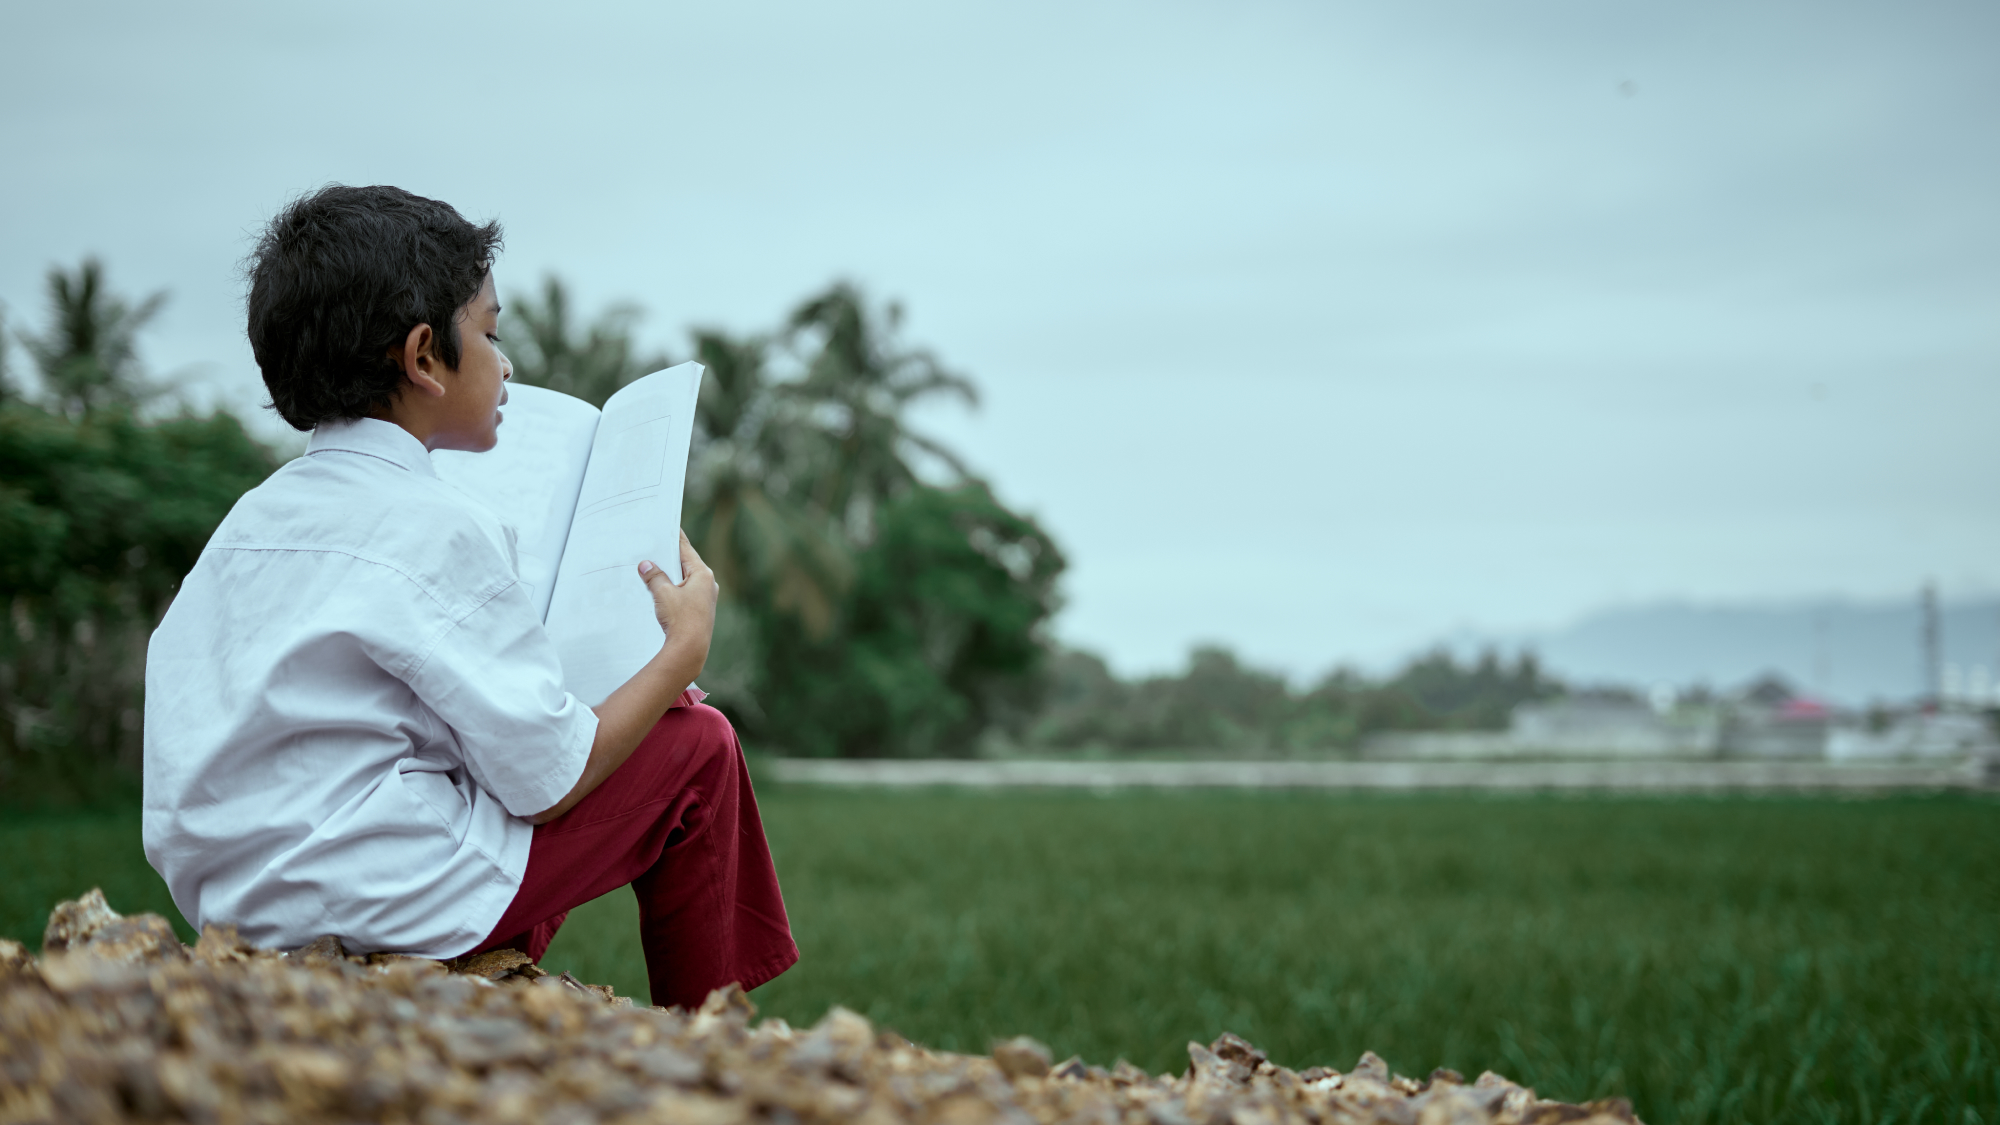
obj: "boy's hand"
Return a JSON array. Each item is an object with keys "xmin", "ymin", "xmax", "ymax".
[
  {"xmin": 638, "ymin": 531, "xmax": 718, "ymax": 662},
  {"xmin": 539, "ymin": 534, "xmax": 718, "ymax": 824}
]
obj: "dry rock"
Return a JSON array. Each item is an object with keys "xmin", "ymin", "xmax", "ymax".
[
  {"xmin": 0, "ymin": 940, "xmax": 32, "ymax": 977},
  {"xmin": 447, "ymin": 946, "xmax": 547, "ymax": 981},
  {"xmin": 992, "ymin": 1035, "xmax": 1054, "ymax": 1079},
  {"xmin": 292, "ymin": 933, "xmax": 347, "ymax": 963},
  {"xmin": 0, "ymin": 890, "xmax": 1648, "ymax": 1125},
  {"xmin": 40, "ymin": 887, "xmax": 120, "ymax": 951}
]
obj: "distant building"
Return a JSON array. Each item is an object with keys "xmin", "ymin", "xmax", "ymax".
[
  {"xmin": 1360, "ymin": 687, "xmax": 1998, "ymax": 764},
  {"xmin": 1364, "ymin": 695, "xmax": 1716, "ymax": 760},
  {"xmin": 1510, "ymin": 697, "xmax": 1716, "ymax": 758},
  {"xmin": 1828, "ymin": 712, "xmax": 1998, "ymax": 762},
  {"xmin": 1720, "ymin": 693, "xmax": 1829, "ymax": 760}
]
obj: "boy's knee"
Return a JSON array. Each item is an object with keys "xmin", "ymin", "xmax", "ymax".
[{"xmin": 679, "ymin": 704, "xmax": 742, "ymax": 767}]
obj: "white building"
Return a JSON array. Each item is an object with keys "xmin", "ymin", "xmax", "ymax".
[
  {"xmin": 1828, "ymin": 711, "xmax": 1998, "ymax": 762},
  {"xmin": 1361, "ymin": 694, "xmax": 1998, "ymax": 764}
]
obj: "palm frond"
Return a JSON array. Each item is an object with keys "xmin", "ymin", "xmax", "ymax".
[{"xmin": 18, "ymin": 259, "xmax": 167, "ymax": 416}]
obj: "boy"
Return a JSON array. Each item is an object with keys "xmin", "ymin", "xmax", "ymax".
[{"xmin": 143, "ymin": 184, "xmax": 797, "ymax": 1007}]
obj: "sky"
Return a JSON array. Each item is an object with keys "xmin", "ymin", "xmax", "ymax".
[{"xmin": 3, "ymin": 0, "xmax": 1996, "ymax": 682}]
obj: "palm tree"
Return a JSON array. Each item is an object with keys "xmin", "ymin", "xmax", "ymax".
[
  {"xmin": 782, "ymin": 283, "xmax": 978, "ymax": 542},
  {"xmin": 684, "ymin": 329, "xmax": 851, "ymax": 641},
  {"xmin": 17, "ymin": 259, "xmax": 164, "ymax": 417},
  {"xmin": 502, "ymin": 276, "xmax": 668, "ymax": 408},
  {"xmin": 0, "ymin": 306, "xmax": 16, "ymax": 402}
]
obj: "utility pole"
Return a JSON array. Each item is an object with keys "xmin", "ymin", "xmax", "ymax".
[{"xmin": 1920, "ymin": 582, "xmax": 1941, "ymax": 708}]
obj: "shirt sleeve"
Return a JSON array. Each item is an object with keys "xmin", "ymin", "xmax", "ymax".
[{"xmin": 406, "ymin": 580, "xmax": 597, "ymax": 819}]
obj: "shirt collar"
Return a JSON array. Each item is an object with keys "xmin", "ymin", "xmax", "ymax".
[{"xmin": 305, "ymin": 417, "xmax": 439, "ymax": 479}]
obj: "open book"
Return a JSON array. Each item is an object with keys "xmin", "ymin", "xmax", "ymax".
[{"xmin": 432, "ymin": 363, "xmax": 703, "ymax": 705}]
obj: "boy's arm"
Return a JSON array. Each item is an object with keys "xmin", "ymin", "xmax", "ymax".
[{"xmin": 526, "ymin": 532, "xmax": 718, "ymax": 825}]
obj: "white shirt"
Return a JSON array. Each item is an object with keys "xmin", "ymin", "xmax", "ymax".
[{"xmin": 143, "ymin": 418, "xmax": 597, "ymax": 957}]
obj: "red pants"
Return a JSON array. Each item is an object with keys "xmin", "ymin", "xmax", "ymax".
[{"xmin": 471, "ymin": 702, "xmax": 798, "ymax": 1008}]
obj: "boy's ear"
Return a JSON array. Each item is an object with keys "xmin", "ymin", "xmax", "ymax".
[{"xmin": 394, "ymin": 323, "xmax": 448, "ymax": 398}]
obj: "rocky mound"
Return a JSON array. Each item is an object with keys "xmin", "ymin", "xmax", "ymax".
[{"xmin": 1, "ymin": 890, "xmax": 1642, "ymax": 1124}]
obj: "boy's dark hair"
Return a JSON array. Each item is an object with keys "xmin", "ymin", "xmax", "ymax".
[{"xmin": 247, "ymin": 185, "xmax": 503, "ymax": 430}]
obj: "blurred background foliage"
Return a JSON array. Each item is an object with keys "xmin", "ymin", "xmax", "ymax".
[
  {"xmin": 504, "ymin": 276, "xmax": 1064, "ymax": 758},
  {"xmin": 0, "ymin": 260, "xmax": 278, "ymax": 803},
  {"xmin": 1029, "ymin": 646, "xmax": 1560, "ymax": 755},
  {"xmin": 1, "ymin": 261, "xmax": 1575, "ymax": 799}
]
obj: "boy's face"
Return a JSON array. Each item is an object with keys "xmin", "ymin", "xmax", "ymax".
[{"xmin": 432, "ymin": 273, "xmax": 511, "ymax": 453}]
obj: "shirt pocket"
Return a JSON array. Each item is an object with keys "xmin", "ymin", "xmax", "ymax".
[{"xmin": 395, "ymin": 759, "xmax": 470, "ymax": 843}]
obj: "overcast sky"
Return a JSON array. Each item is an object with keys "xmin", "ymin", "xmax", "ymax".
[{"xmin": 4, "ymin": 0, "xmax": 1995, "ymax": 679}]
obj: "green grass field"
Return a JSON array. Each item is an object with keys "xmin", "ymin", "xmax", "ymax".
[{"xmin": 5, "ymin": 790, "xmax": 1995, "ymax": 1125}]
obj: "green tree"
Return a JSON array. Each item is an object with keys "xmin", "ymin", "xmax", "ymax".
[
  {"xmin": 759, "ymin": 482, "xmax": 1064, "ymax": 757},
  {"xmin": 1, "ymin": 262, "xmax": 277, "ymax": 803},
  {"xmin": 1381, "ymin": 648, "xmax": 1559, "ymax": 730},
  {"xmin": 503, "ymin": 275, "xmax": 1063, "ymax": 757},
  {"xmin": 681, "ymin": 329, "xmax": 852, "ymax": 723},
  {"xmin": 735, "ymin": 285, "xmax": 1062, "ymax": 755},
  {"xmin": 685, "ymin": 329, "xmax": 851, "ymax": 642},
  {"xmin": 0, "ymin": 306, "xmax": 15, "ymax": 401},
  {"xmin": 17, "ymin": 258, "xmax": 165, "ymax": 418},
  {"xmin": 1020, "ymin": 645, "xmax": 1568, "ymax": 756},
  {"xmin": 783, "ymin": 283, "xmax": 977, "ymax": 542},
  {"xmin": 1130, "ymin": 646, "xmax": 1295, "ymax": 751},
  {"xmin": 502, "ymin": 276, "xmax": 671, "ymax": 408},
  {"xmin": 1025, "ymin": 649, "xmax": 1136, "ymax": 749},
  {"xmin": 0, "ymin": 405, "xmax": 277, "ymax": 799}
]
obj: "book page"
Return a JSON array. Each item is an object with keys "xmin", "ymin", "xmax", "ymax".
[
  {"xmin": 431, "ymin": 384, "xmax": 601, "ymax": 622},
  {"xmin": 543, "ymin": 362, "xmax": 705, "ymax": 705}
]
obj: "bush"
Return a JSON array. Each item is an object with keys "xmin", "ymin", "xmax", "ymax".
[
  {"xmin": 0, "ymin": 403, "xmax": 277, "ymax": 801},
  {"xmin": 756, "ymin": 482, "xmax": 1065, "ymax": 758},
  {"xmin": 1025, "ymin": 647, "xmax": 1563, "ymax": 755}
]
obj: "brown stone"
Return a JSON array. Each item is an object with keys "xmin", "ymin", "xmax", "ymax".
[
  {"xmin": 0, "ymin": 938, "xmax": 34, "ymax": 977},
  {"xmin": 40, "ymin": 886, "xmax": 120, "ymax": 951},
  {"xmin": 449, "ymin": 946, "xmax": 536, "ymax": 980},
  {"xmin": 294, "ymin": 933, "xmax": 347, "ymax": 962},
  {"xmin": 35, "ymin": 887, "xmax": 183, "ymax": 969},
  {"xmin": 993, "ymin": 1035, "xmax": 1054, "ymax": 1079},
  {"xmin": 0, "ymin": 890, "xmax": 1650, "ymax": 1125},
  {"xmin": 1211, "ymin": 1032, "xmax": 1268, "ymax": 1071}
]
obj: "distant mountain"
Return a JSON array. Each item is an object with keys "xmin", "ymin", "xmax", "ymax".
[{"xmin": 1516, "ymin": 598, "xmax": 2000, "ymax": 706}]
